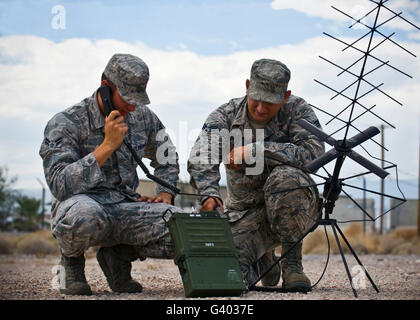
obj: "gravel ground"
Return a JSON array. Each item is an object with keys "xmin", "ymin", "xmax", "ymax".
[{"xmin": 0, "ymin": 254, "xmax": 419, "ymax": 300}]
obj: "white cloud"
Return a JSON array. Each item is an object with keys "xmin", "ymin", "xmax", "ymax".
[
  {"xmin": 408, "ymin": 32, "xmax": 420, "ymax": 39},
  {"xmin": 0, "ymin": 34, "xmax": 419, "ymax": 192},
  {"xmin": 270, "ymin": 0, "xmax": 420, "ymax": 31}
]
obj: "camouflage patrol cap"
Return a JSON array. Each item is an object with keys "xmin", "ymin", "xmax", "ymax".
[
  {"xmin": 103, "ymin": 53, "xmax": 150, "ymax": 106},
  {"xmin": 248, "ymin": 58, "xmax": 291, "ymax": 104}
]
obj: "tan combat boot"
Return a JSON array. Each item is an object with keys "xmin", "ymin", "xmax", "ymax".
[
  {"xmin": 257, "ymin": 250, "xmax": 281, "ymax": 286},
  {"xmin": 281, "ymin": 241, "xmax": 311, "ymax": 292},
  {"xmin": 58, "ymin": 254, "xmax": 92, "ymax": 295},
  {"xmin": 97, "ymin": 244, "xmax": 143, "ymax": 293}
]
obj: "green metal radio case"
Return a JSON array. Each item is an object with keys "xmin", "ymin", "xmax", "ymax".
[{"xmin": 166, "ymin": 211, "xmax": 245, "ymax": 298}]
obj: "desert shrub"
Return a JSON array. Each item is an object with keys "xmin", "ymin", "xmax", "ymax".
[
  {"xmin": 391, "ymin": 242, "xmax": 420, "ymax": 255},
  {"xmin": 14, "ymin": 230, "xmax": 59, "ymax": 255},
  {"xmin": 389, "ymin": 227, "xmax": 418, "ymax": 242},
  {"xmin": 376, "ymin": 236, "xmax": 405, "ymax": 254},
  {"xmin": 343, "ymin": 223, "xmax": 363, "ymax": 239},
  {"xmin": 15, "ymin": 237, "xmax": 59, "ymax": 255},
  {"xmin": 302, "ymin": 222, "xmax": 420, "ymax": 255},
  {"xmin": 0, "ymin": 235, "xmax": 15, "ymax": 254},
  {"xmin": 303, "ymin": 228, "xmax": 328, "ymax": 254},
  {"xmin": 303, "ymin": 223, "xmax": 369, "ymax": 255}
]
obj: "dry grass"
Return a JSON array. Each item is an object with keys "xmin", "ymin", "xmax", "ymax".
[
  {"xmin": 1, "ymin": 224, "xmax": 419, "ymax": 257},
  {"xmin": 0, "ymin": 237, "xmax": 15, "ymax": 254},
  {"xmin": 302, "ymin": 223, "xmax": 420, "ymax": 255},
  {"xmin": 0, "ymin": 230, "xmax": 60, "ymax": 257}
]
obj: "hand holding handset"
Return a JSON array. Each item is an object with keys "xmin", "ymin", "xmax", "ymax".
[
  {"xmin": 98, "ymin": 86, "xmax": 180, "ymax": 195},
  {"xmin": 98, "ymin": 85, "xmax": 128, "ymax": 152},
  {"xmin": 98, "ymin": 85, "xmax": 116, "ymax": 117}
]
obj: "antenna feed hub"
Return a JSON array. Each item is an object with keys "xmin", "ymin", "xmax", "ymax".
[{"xmin": 334, "ymin": 140, "xmax": 350, "ymax": 153}]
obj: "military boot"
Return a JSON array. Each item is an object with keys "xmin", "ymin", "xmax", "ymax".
[
  {"xmin": 58, "ymin": 254, "xmax": 92, "ymax": 295},
  {"xmin": 96, "ymin": 244, "xmax": 143, "ymax": 293},
  {"xmin": 257, "ymin": 250, "xmax": 281, "ymax": 286},
  {"xmin": 281, "ymin": 241, "xmax": 311, "ymax": 292}
]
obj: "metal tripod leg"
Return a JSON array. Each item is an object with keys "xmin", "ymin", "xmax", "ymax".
[
  {"xmin": 330, "ymin": 222, "xmax": 358, "ymax": 298},
  {"xmin": 334, "ymin": 223, "xmax": 380, "ymax": 293}
]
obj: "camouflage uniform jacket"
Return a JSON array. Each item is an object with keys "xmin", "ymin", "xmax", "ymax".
[
  {"xmin": 40, "ymin": 90, "xmax": 179, "ymax": 204},
  {"xmin": 188, "ymin": 95, "xmax": 325, "ymax": 221}
]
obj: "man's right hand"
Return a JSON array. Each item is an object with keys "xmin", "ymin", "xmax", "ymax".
[
  {"xmin": 103, "ymin": 110, "xmax": 128, "ymax": 150},
  {"xmin": 93, "ymin": 110, "xmax": 128, "ymax": 167},
  {"xmin": 201, "ymin": 197, "xmax": 224, "ymax": 213}
]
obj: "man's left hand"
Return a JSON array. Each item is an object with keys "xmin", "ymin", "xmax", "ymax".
[
  {"xmin": 138, "ymin": 192, "xmax": 173, "ymax": 204},
  {"xmin": 226, "ymin": 146, "xmax": 248, "ymax": 170}
]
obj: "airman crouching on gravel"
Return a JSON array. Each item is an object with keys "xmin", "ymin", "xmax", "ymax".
[
  {"xmin": 40, "ymin": 54, "xmax": 182, "ymax": 295},
  {"xmin": 187, "ymin": 58, "xmax": 325, "ymax": 291}
]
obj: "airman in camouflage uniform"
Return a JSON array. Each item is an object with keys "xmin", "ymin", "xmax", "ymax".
[
  {"xmin": 40, "ymin": 54, "xmax": 182, "ymax": 295},
  {"xmin": 187, "ymin": 59, "xmax": 325, "ymax": 290}
]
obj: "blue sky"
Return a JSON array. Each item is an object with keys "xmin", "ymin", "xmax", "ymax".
[
  {"xmin": 2, "ymin": 0, "xmax": 417, "ymax": 55},
  {"xmin": 0, "ymin": 0, "xmax": 325, "ymax": 55},
  {"xmin": 0, "ymin": 0, "xmax": 419, "ymax": 214}
]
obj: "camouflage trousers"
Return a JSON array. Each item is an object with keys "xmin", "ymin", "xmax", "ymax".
[
  {"xmin": 51, "ymin": 194, "xmax": 183, "ymax": 259},
  {"xmin": 229, "ymin": 165, "xmax": 319, "ymax": 285}
]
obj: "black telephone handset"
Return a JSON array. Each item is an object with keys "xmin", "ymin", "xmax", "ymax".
[
  {"xmin": 98, "ymin": 85, "xmax": 115, "ymax": 117},
  {"xmin": 97, "ymin": 85, "xmax": 180, "ymax": 195}
]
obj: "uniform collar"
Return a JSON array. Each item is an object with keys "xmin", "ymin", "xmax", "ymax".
[{"xmin": 232, "ymin": 96, "xmax": 249, "ymax": 128}]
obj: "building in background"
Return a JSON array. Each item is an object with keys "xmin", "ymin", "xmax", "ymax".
[
  {"xmin": 389, "ymin": 199, "xmax": 418, "ymax": 230},
  {"xmin": 327, "ymin": 196, "xmax": 376, "ymax": 233}
]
